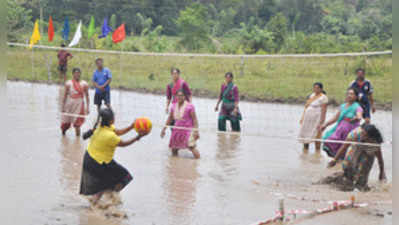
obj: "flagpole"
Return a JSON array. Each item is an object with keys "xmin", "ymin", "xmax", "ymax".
[{"xmin": 120, "ymin": 43, "xmax": 123, "ymax": 79}]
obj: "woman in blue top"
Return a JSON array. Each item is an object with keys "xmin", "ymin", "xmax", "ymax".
[{"xmin": 320, "ymin": 88, "xmax": 363, "ymax": 158}]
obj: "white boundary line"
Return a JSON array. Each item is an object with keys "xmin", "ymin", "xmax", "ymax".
[{"xmin": 7, "ymin": 42, "xmax": 392, "ymax": 58}]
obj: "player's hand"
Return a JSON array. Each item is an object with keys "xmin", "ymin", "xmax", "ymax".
[
  {"xmin": 99, "ymin": 86, "xmax": 105, "ymax": 91},
  {"xmin": 193, "ymin": 130, "xmax": 200, "ymax": 140},
  {"xmin": 327, "ymin": 159, "xmax": 337, "ymax": 168},
  {"xmin": 160, "ymin": 128, "xmax": 166, "ymax": 138},
  {"xmin": 215, "ymin": 105, "xmax": 219, "ymax": 112},
  {"xmin": 233, "ymin": 108, "xmax": 238, "ymax": 116},
  {"xmin": 165, "ymin": 107, "xmax": 169, "ymax": 114},
  {"xmin": 372, "ymin": 106, "xmax": 376, "ymax": 113},
  {"xmin": 138, "ymin": 130, "xmax": 149, "ymax": 138},
  {"xmin": 379, "ymin": 170, "xmax": 387, "ymax": 181},
  {"xmin": 300, "ymin": 119, "xmax": 303, "ymax": 125}
]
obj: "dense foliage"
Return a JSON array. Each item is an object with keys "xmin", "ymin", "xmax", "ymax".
[{"xmin": 7, "ymin": 0, "xmax": 392, "ymax": 53}]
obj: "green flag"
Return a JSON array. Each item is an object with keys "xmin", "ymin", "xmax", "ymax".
[{"xmin": 88, "ymin": 16, "xmax": 95, "ymax": 38}]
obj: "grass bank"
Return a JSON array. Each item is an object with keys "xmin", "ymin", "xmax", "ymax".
[{"xmin": 7, "ymin": 47, "xmax": 392, "ymax": 110}]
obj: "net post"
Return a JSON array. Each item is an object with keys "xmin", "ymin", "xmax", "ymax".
[{"xmin": 240, "ymin": 56, "xmax": 245, "ymax": 76}]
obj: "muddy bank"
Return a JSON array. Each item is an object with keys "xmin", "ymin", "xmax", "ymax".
[{"xmin": 7, "ymin": 78, "xmax": 392, "ymax": 111}]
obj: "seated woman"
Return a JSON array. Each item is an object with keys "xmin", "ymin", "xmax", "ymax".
[
  {"xmin": 80, "ymin": 108, "xmax": 148, "ymax": 206},
  {"xmin": 215, "ymin": 72, "xmax": 242, "ymax": 132},
  {"xmin": 161, "ymin": 90, "xmax": 200, "ymax": 159},
  {"xmin": 320, "ymin": 88, "xmax": 363, "ymax": 159},
  {"xmin": 320, "ymin": 124, "xmax": 386, "ymax": 191}
]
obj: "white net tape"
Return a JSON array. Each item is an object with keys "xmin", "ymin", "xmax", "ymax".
[{"xmin": 7, "ymin": 42, "xmax": 392, "ymax": 58}]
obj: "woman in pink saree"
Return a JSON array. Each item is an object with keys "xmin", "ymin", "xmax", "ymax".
[
  {"xmin": 165, "ymin": 67, "xmax": 192, "ymax": 114},
  {"xmin": 161, "ymin": 90, "xmax": 200, "ymax": 159},
  {"xmin": 61, "ymin": 68, "xmax": 90, "ymax": 136}
]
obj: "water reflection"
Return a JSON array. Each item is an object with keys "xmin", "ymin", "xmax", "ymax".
[
  {"xmin": 164, "ymin": 156, "xmax": 199, "ymax": 225},
  {"xmin": 215, "ymin": 134, "xmax": 241, "ymax": 181}
]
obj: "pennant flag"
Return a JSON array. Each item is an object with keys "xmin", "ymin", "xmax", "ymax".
[
  {"xmin": 48, "ymin": 16, "xmax": 54, "ymax": 42},
  {"xmin": 69, "ymin": 20, "xmax": 82, "ymax": 47},
  {"xmin": 98, "ymin": 18, "xmax": 112, "ymax": 38},
  {"xmin": 88, "ymin": 16, "xmax": 95, "ymax": 39},
  {"xmin": 29, "ymin": 20, "xmax": 41, "ymax": 48},
  {"xmin": 62, "ymin": 17, "xmax": 70, "ymax": 40},
  {"xmin": 112, "ymin": 24, "xmax": 126, "ymax": 43}
]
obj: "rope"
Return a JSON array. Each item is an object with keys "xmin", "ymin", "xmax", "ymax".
[{"xmin": 8, "ymin": 42, "xmax": 392, "ymax": 58}]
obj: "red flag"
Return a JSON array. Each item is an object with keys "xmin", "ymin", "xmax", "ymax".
[
  {"xmin": 112, "ymin": 24, "xmax": 126, "ymax": 43},
  {"xmin": 48, "ymin": 16, "xmax": 54, "ymax": 42}
]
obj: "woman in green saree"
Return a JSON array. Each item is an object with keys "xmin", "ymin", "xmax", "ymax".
[{"xmin": 215, "ymin": 72, "xmax": 242, "ymax": 132}]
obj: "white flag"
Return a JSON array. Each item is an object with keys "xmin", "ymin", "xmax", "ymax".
[{"xmin": 68, "ymin": 20, "xmax": 82, "ymax": 47}]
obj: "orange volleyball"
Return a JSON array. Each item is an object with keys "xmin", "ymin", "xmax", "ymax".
[{"xmin": 134, "ymin": 117, "xmax": 152, "ymax": 134}]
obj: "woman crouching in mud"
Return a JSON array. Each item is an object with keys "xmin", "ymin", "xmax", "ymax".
[
  {"xmin": 320, "ymin": 123, "xmax": 386, "ymax": 191},
  {"xmin": 79, "ymin": 108, "xmax": 149, "ymax": 207}
]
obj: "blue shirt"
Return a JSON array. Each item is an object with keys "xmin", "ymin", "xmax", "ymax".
[
  {"xmin": 349, "ymin": 79, "xmax": 373, "ymax": 105},
  {"xmin": 93, "ymin": 67, "xmax": 112, "ymax": 93}
]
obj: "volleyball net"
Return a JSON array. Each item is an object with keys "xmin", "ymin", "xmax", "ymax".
[{"xmin": 7, "ymin": 42, "xmax": 392, "ymax": 147}]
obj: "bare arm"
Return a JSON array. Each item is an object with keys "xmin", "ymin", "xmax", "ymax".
[
  {"xmin": 375, "ymin": 148, "xmax": 386, "ymax": 180},
  {"xmin": 327, "ymin": 135, "xmax": 353, "ymax": 168},
  {"xmin": 369, "ymin": 93, "xmax": 376, "ymax": 112},
  {"xmin": 84, "ymin": 85, "xmax": 90, "ymax": 114},
  {"xmin": 320, "ymin": 104, "xmax": 327, "ymax": 125},
  {"xmin": 160, "ymin": 112, "xmax": 174, "ymax": 137},
  {"xmin": 100, "ymin": 78, "xmax": 112, "ymax": 88},
  {"xmin": 323, "ymin": 110, "xmax": 340, "ymax": 128},
  {"xmin": 61, "ymin": 84, "xmax": 69, "ymax": 112},
  {"xmin": 118, "ymin": 135, "xmax": 142, "ymax": 147},
  {"xmin": 190, "ymin": 109, "xmax": 200, "ymax": 139},
  {"xmin": 115, "ymin": 123, "xmax": 135, "ymax": 136}
]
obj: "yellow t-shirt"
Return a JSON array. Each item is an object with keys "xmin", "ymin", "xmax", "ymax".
[{"xmin": 87, "ymin": 125, "xmax": 121, "ymax": 164}]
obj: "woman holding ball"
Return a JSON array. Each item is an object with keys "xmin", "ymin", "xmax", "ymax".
[
  {"xmin": 161, "ymin": 90, "xmax": 200, "ymax": 159},
  {"xmin": 79, "ymin": 108, "xmax": 149, "ymax": 206}
]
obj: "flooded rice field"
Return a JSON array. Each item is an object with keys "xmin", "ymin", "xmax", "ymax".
[{"xmin": 3, "ymin": 81, "xmax": 392, "ymax": 225}]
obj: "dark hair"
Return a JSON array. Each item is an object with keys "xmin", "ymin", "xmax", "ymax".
[
  {"xmin": 95, "ymin": 58, "xmax": 103, "ymax": 63},
  {"xmin": 361, "ymin": 123, "xmax": 383, "ymax": 144},
  {"xmin": 313, "ymin": 82, "xmax": 326, "ymax": 94},
  {"xmin": 225, "ymin": 72, "xmax": 234, "ymax": 78},
  {"xmin": 72, "ymin": 68, "xmax": 81, "ymax": 73},
  {"xmin": 61, "ymin": 44, "xmax": 66, "ymax": 47},
  {"xmin": 347, "ymin": 87, "xmax": 359, "ymax": 101},
  {"xmin": 356, "ymin": 68, "xmax": 365, "ymax": 74},
  {"xmin": 171, "ymin": 67, "xmax": 180, "ymax": 74},
  {"xmin": 82, "ymin": 108, "xmax": 115, "ymax": 140}
]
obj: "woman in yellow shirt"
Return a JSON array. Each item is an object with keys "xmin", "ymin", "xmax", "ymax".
[{"xmin": 79, "ymin": 108, "xmax": 148, "ymax": 205}]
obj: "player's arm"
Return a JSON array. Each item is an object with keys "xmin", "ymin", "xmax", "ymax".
[
  {"xmin": 118, "ymin": 134, "xmax": 145, "ymax": 147},
  {"xmin": 61, "ymin": 84, "xmax": 70, "ymax": 112},
  {"xmin": 369, "ymin": 93, "xmax": 376, "ymax": 113},
  {"xmin": 375, "ymin": 148, "xmax": 386, "ymax": 181},
  {"xmin": 327, "ymin": 135, "xmax": 354, "ymax": 168},
  {"xmin": 322, "ymin": 110, "xmax": 340, "ymax": 130},
  {"xmin": 101, "ymin": 78, "xmax": 112, "ymax": 88},
  {"xmin": 100, "ymin": 70, "xmax": 112, "ymax": 88},
  {"xmin": 160, "ymin": 112, "xmax": 174, "ymax": 138},
  {"xmin": 84, "ymin": 85, "xmax": 90, "ymax": 114},
  {"xmin": 166, "ymin": 85, "xmax": 172, "ymax": 114},
  {"xmin": 215, "ymin": 85, "xmax": 223, "ymax": 111},
  {"xmin": 191, "ymin": 109, "xmax": 200, "ymax": 140},
  {"xmin": 115, "ymin": 122, "xmax": 135, "ymax": 136}
]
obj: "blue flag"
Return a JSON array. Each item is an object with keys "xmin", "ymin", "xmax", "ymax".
[
  {"xmin": 98, "ymin": 18, "xmax": 112, "ymax": 38},
  {"xmin": 62, "ymin": 17, "xmax": 70, "ymax": 40}
]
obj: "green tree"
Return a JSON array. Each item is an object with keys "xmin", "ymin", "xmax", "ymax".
[
  {"xmin": 267, "ymin": 13, "xmax": 288, "ymax": 50},
  {"xmin": 110, "ymin": 14, "xmax": 117, "ymax": 30},
  {"xmin": 176, "ymin": 3, "xmax": 211, "ymax": 51},
  {"xmin": 7, "ymin": 0, "xmax": 32, "ymax": 41}
]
